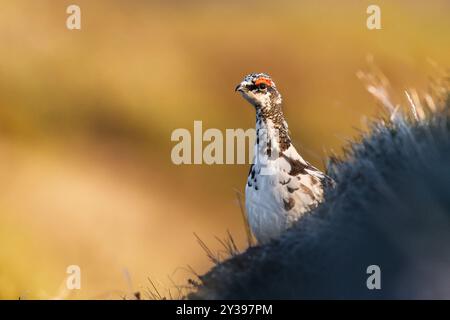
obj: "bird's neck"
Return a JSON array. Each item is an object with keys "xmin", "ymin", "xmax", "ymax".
[{"xmin": 254, "ymin": 103, "xmax": 291, "ymax": 160}]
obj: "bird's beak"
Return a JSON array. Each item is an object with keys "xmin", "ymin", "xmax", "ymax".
[{"xmin": 235, "ymin": 82, "xmax": 247, "ymax": 93}]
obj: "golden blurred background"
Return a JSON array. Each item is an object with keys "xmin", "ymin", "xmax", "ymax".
[{"xmin": 0, "ymin": 0, "xmax": 449, "ymax": 299}]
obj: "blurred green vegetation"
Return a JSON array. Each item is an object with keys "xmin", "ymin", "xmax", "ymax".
[{"xmin": 0, "ymin": 0, "xmax": 449, "ymax": 299}]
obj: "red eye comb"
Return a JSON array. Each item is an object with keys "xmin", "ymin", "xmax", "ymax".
[{"xmin": 254, "ymin": 78, "xmax": 273, "ymax": 87}]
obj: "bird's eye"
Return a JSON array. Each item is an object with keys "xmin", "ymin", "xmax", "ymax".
[{"xmin": 258, "ymin": 83, "xmax": 267, "ymax": 90}]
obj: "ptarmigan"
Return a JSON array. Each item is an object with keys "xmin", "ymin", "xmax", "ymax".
[{"xmin": 235, "ymin": 73, "xmax": 334, "ymax": 244}]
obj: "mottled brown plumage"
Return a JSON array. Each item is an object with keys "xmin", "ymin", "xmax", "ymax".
[{"xmin": 236, "ymin": 73, "xmax": 334, "ymax": 243}]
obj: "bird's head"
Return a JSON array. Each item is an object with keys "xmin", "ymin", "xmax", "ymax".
[{"xmin": 235, "ymin": 73, "xmax": 282, "ymax": 109}]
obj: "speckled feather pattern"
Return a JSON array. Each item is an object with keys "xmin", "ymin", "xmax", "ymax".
[{"xmin": 238, "ymin": 73, "xmax": 333, "ymax": 243}]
